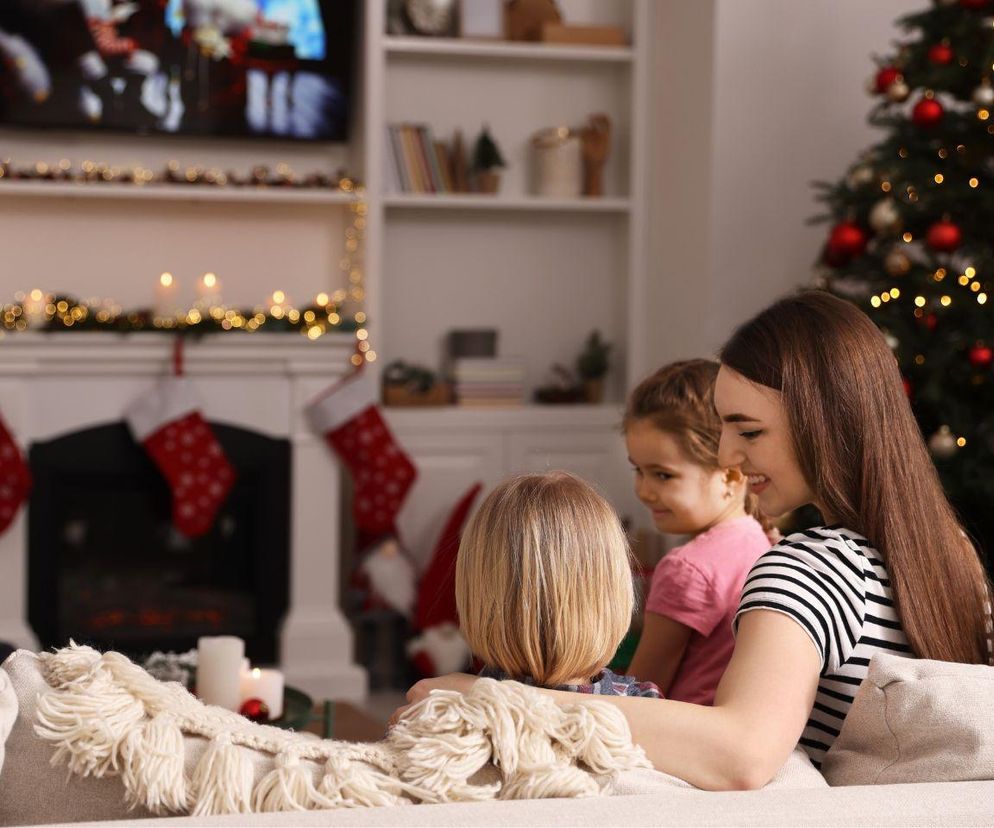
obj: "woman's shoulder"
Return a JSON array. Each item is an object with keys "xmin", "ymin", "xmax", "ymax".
[{"xmin": 756, "ymin": 525, "xmax": 881, "ymax": 583}]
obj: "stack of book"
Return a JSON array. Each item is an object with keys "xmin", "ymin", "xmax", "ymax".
[
  {"xmin": 386, "ymin": 123, "xmax": 469, "ymax": 194},
  {"xmin": 451, "ymin": 357, "xmax": 526, "ymax": 408}
]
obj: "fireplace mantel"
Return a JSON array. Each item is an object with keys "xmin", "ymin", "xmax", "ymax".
[{"xmin": 0, "ymin": 332, "xmax": 367, "ymax": 701}]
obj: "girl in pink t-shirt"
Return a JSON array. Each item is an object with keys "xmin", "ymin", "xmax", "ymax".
[{"xmin": 625, "ymin": 360, "xmax": 775, "ymax": 705}]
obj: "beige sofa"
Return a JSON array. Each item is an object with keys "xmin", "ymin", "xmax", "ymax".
[{"xmin": 2, "ymin": 650, "xmax": 992, "ymax": 827}]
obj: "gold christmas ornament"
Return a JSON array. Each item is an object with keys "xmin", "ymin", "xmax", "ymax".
[
  {"xmin": 887, "ymin": 80, "xmax": 911, "ymax": 103},
  {"xmin": 884, "ymin": 249, "xmax": 912, "ymax": 276},
  {"xmin": 847, "ymin": 165, "xmax": 875, "ymax": 187}
]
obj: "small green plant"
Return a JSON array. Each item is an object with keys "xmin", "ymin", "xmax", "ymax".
[
  {"xmin": 472, "ymin": 125, "xmax": 506, "ymax": 171},
  {"xmin": 576, "ymin": 330, "xmax": 611, "ymax": 380}
]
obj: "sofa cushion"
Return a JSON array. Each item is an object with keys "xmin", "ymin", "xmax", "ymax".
[
  {"xmin": 0, "ymin": 665, "xmax": 16, "ymax": 778},
  {"xmin": 822, "ymin": 652, "xmax": 994, "ymax": 786}
]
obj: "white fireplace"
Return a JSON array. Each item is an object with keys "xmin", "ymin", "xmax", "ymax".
[{"xmin": 0, "ymin": 332, "xmax": 367, "ymax": 701}]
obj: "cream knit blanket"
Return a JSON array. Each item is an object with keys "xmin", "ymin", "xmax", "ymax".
[{"xmin": 33, "ymin": 644, "xmax": 650, "ymax": 816}]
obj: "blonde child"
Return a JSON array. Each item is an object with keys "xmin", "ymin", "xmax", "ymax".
[
  {"xmin": 625, "ymin": 360, "xmax": 774, "ymax": 705},
  {"xmin": 455, "ymin": 471, "xmax": 662, "ymax": 698}
]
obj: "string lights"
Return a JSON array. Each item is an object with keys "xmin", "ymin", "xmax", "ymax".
[{"xmin": 1, "ymin": 182, "xmax": 375, "ymax": 363}]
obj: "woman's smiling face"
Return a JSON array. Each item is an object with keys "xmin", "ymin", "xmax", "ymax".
[{"xmin": 713, "ymin": 365, "xmax": 817, "ymax": 518}]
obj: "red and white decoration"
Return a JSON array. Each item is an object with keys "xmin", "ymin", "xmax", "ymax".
[
  {"xmin": 0, "ymin": 413, "xmax": 31, "ymax": 535},
  {"xmin": 407, "ymin": 482, "xmax": 483, "ymax": 677},
  {"xmin": 124, "ymin": 376, "xmax": 236, "ymax": 538},
  {"xmin": 307, "ymin": 371, "xmax": 417, "ymax": 545},
  {"xmin": 357, "ymin": 536, "xmax": 418, "ymax": 616}
]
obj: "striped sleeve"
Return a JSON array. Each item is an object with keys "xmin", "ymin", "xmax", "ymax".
[{"xmin": 734, "ymin": 530, "xmax": 867, "ymax": 674}]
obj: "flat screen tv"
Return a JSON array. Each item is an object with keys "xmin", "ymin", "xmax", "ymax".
[{"xmin": 0, "ymin": 1, "xmax": 357, "ymax": 141}]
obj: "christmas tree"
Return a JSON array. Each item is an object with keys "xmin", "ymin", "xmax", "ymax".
[{"xmin": 815, "ymin": 0, "xmax": 994, "ymax": 559}]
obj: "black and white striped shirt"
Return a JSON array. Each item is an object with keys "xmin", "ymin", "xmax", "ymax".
[{"xmin": 734, "ymin": 525, "xmax": 912, "ymax": 768}]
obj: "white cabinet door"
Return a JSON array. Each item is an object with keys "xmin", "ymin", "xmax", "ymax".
[
  {"xmin": 508, "ymin": 428, "xmax": 643, "ymax": 525},
  {"xmin": 391, "ymin": 429, "xmax": 504, "ymax": 569}
]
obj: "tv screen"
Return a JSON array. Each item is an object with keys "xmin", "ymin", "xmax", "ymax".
[{"xmin": 0, "ymin": 0, "xmax": 357, "ymax": 141}]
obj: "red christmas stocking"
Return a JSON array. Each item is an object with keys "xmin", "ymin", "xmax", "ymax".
[
  {"xmin": 307, "ymin": 371, "xmax": 417, "ymax": 541},
  {"xmin": 125, "ymin": 377, "xmax": 236, "ymax": 538},
  {"xmin": 0, "ymin": 414, "xmax": 31, "ymax": 534}
]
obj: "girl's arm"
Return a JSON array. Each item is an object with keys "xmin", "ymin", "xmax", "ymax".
[
  {"xmin": 624, "ymin": 612, "xmax": 692, "ymax": 693},
  {"xmin": 397, "ymin": 610, "xmax": 820, "ymax": 791}
]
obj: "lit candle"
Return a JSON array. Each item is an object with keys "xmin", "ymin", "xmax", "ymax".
[
  {"xmin": 154, "ymin": 272, "xmax": 177, "ymax": 320},
  {"xmin": 239, "ymin": 666, "xmax": 284, "ymax": 719},
  {"xmin": 23, "ymin": 289, "xmax": 46, "ymax": 327},
  {"xmin": 196, "ymin": 635, "xmax": 244, "ymax": 711},
  {"xmin": 269, "ymin": 290, "xmax": 289, "ymax": 320},
  {"xmin": 197, "ymin": 272, "xmax": 221, "ymax": 306}
]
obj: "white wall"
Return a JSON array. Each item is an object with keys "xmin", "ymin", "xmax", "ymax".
[{"xmin": 644, "ymin": 0, "xmax": 920, "ymax": 371}]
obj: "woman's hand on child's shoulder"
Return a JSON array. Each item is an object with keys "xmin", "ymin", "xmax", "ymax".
[{"xmin": 388, "ymin": 673, "xmax": 479, "ymax": 727}]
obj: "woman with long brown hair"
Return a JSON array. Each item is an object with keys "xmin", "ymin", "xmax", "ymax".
[{"xmin": 397, "ymin": 291, "xmax": 993, "ymax": 790}]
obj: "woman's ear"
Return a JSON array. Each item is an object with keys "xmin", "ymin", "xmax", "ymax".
[{"xmin": 724, "ymin": 466, "xmax": 745, "ymax": 485}]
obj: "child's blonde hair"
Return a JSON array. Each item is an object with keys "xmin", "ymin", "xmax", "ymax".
[
  {"xmin": 623, "ymin": 359, "xmax": 775, "ymax": 536},
  {"xmin": 455, "ymin": 471, "xmax": 633, "ymax": 686}
]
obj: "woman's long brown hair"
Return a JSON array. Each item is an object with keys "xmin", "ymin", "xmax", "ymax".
[{"xmin": 720, "ymin": 290, "xmax": 992, "ymax": 665}]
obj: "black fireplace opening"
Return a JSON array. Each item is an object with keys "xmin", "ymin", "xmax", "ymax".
[{"xmin": 28, "ymin": 421, "xmax": 290, "ymax": 664}]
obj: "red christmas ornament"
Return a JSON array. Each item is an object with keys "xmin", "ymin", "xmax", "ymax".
[
  {"xmin": 874, "ymin": 66, "xmax": 903, "ymax": 94},
  {"xmin": 826, "ymin": 221, "xmax": 868, "ymax": 264},
  {"xmin": 902, "ymin": 377, "xmax": 913, "ymax": 398},
  {"xmin": 239, "ymin": 698, "xmax": 271, "ymax": 723},
  {"xmin": 968, "ymin": 344, "xmax": 993, "ymax": 368},
  {"xmin": 912, "ymin": 96, "xmax": 945, "ymax": 128},
  {"xmin": 924, "ymin": 313, "xmax": 939, "ymax": 332},
  {"xmin": 960, "ymin": 0, "xmax": 989, "ymax": 9},
  {"xmin": 926, "ymin": 219, "xmax": 963, "ymax": 252},
  {"xmin": 927, "ymin": 43, "xmax": 955, "ymax": 66}
]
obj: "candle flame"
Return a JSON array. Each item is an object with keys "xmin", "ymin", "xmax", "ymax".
[
  {"xmin": 203, "ymin": 273, "xmax": 217, "ymax": 289},
  {"xmin": 252, "ymin": 668, "xmax": 261, "ymax": 679},
  {"xmin": 160, "ymin": 273, "xmax": 173, "ymax": 287}
]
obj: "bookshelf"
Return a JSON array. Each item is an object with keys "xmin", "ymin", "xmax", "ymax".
[{"xmin": 363, "ymin": 0, "xmax": 651, "ymax": 406}]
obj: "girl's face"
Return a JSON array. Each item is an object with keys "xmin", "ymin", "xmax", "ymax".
[
  {"xmin": 714, "ymin": 365, "xmax": 816, "ymax": 518},
  {"xmin": 625, "ymin": 418, "xmax": 743, "ymax": 535}
]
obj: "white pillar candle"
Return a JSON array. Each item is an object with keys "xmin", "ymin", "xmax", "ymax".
[
  {"xmin": 196, "ymin": 635, "xmax": 244, "ymax": 711},
  {"xmin": 154, "ymin": 272, "xmax": 178, "ymax": 320},
  {"xmin": 239, "ymin": 667, "xmax": 284, "ymax": 720},
  {"xmin": 197, "ymin": 272, "xmax": 221, "ymax": 307},
  {"xmin": 22, "ymin": 289, "xmax": 46, "ymax": 327}
]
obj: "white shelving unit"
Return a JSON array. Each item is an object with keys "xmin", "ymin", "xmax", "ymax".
[
  {"xmin": 0, "ymin": 180, "xmax": 356, "ymax": 206},
  {"xmin": 384, "ymin": 35, "xmax": 635, "ymax": 64},
  {"xmin": 383, "ymin": 193, "xmax": 631, "ymax": 212},
  {"xmin": 364, "ymin": 0, "xmax": 651, "ymax": 405}
]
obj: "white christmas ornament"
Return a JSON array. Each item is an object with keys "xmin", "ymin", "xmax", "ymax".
[
  {"xmin": 928, "ymin": 425, "xmax": 958, "ymax": 459},
  {"xmin": 973, "ymin": 83, "xmax": 994, "ymax": 108},
  {"xmin": 883, "ymin": 332, "xmax": 899, "ymax": 351},
  {"xmin": 869, "ymin": 198, "xmax": 902, "ymax": 234}
]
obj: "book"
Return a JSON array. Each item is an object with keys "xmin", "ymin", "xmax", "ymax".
[
  {"xmin": 433, "ymin": 141, "xmax": 454, "ymax": 192},
  {"xmin": 399, "ymin": 125, "xmax": 424, "ymax": 192},
  {"xmin": 419, "ymin": 125, "xmax": 446, "ymax": 193},
  {"xmin": 385, "ymin": 125, "xmax": 404, "ymax": 192}
]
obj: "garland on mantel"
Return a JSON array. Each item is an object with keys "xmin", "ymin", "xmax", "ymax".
[
  {"xmin": 2, "ymin": 293, "xmax": 365, "ymax": 339},
  {"xmin": 3, "ymin": 180, "xmax": 376, "ymax": 366}
]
